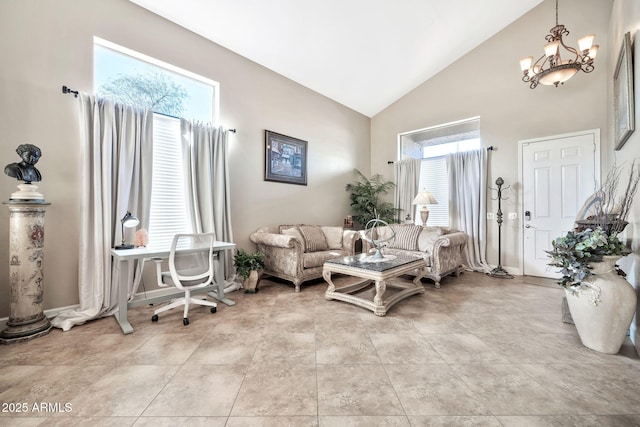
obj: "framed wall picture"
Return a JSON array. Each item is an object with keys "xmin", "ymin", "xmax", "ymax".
[
  {"xmin": 614, "ymin": 31, "xmax": 635, "ymax": 150},
  {"xmin": 265, "ymin": 130, "xmax": 308, "ymax": 185}
]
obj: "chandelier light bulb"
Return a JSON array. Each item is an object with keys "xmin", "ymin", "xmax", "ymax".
[
  {"xmin": 520, "ymin": 56, "xmax": 533, "ymax": 72},
  {"xmin": 578, "ymin": 34, "xmax": 595, "ymax": 52},
  {"xmin": 588, "ymin": 44, "xmax": 599, "ymax": 60},
  {"xmin": 544, "ymin": 40, "xmax": 560, "ymax": 57}
]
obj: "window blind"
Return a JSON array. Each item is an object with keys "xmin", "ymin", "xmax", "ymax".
[
  {"xmin": 417, "ymin": 156, "xmax": 449, "ymax": 227},
  {"xmin": 147, "ymin": 114, "xmax": 192, "ymax": 248}
]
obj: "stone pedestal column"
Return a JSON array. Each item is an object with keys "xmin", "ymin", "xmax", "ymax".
[{"xmin": 1, "ymin": 200, "xmax": 52, "ymax": 344}]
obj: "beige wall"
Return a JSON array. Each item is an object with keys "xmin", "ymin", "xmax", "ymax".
[
  {"xmin": 371, "ymin": 0, "xmax": 612, "ymax": 273},
  {"xmin": 608, "ymin": 0, "xmax": 640, "ymax": 351},
  {"xmin": 0, "ymin": 0, "xmax": 370, "ymax": 318}
]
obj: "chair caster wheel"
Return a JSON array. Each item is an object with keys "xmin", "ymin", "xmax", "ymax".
[
  {"xmin": 151, "ymin": 314, "xmax": 159, "ymax": 322},
  {"xmin": 183, "ymin": 317, "xmax": 189, "ymax": 326},
  {"xmin": 210, "ymin": 307, "xmax": 217, "ymax": 313}
]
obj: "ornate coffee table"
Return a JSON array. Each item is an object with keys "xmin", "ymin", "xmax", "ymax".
[{"xmin": 323, "ymin": 254, "xmax": 426, "ymax": 316}]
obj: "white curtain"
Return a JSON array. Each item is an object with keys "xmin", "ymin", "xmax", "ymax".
[
  {"xmin": 446, "ymin": 149, "xmax": 491, "ymax": 272},
  {"xmin": 394, "ymin": 158, "xmax": 421, "ymax": 222},
  {"xmin": 180, "ymin": 119, "xmax": 234, "ymax": 281},
  {"xmin": 51, "ymin": 94, "xmax": 153, "ymax": 331}
]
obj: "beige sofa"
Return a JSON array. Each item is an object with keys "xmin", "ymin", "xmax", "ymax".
[
  {"xmin": 250, "ymin": 225, "xmax": 360, "ymax": 292},
  {"xmin": 362, "ymin": 224, "xmax": 467, "ymax": 288}
]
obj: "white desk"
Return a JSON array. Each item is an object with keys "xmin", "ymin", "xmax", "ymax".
[{"xmin": 111, "ymin": 241, "xmax": 236, "ymax": 334}]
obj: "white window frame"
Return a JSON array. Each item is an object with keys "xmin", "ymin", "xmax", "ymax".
[{"xmin": 399, "ymin": 117, "xmax": 481, "ymax": 227}]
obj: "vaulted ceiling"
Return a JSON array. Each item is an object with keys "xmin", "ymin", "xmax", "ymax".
[{"xmin": 129, "ymin": 0, "xmax": 543, "ymax": 117}]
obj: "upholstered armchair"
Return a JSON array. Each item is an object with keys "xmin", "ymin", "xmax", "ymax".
[
  {"xmin": 361, "ymin": 224, "xmax": 467, "ymax": 288},
  {"xmin": 250, "ymin": 225, "xmax": 360, "ymax": 292}
]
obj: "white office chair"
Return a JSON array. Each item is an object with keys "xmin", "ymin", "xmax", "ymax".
[{"xmin": 151, "ymin": 233, "xmax": 218, "ymax": 326}]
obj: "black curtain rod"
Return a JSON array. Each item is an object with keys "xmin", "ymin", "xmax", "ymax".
[
  {"xmin": 62, "ymin": 85, "xmax": 78, "ymax": 97},
  {"xmin": 387, "ymin": 145, "xmax": 494, "ymax": 164},
  {"xmin": 61, "ymin": 85, "xmax": 236, "ymax": 133}
]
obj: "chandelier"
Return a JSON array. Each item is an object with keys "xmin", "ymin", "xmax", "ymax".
[{"xmin": 520, "ymin": 0, "xmax": 598, "ymax": 89}]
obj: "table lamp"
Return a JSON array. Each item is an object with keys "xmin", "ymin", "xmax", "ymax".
[
  {"xmin": 412, "ymin": 191, "xmax": 437, "ymax": 226},
  {"xmin": 115, "ymin": 211, "xmax": 140, "ymax": 249}
]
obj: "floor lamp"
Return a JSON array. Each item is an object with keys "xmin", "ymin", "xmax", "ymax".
[{"xmin": 412, "ymin": 191, "xmax": 437, "ymax": 226}]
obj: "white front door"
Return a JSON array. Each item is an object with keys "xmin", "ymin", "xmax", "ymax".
[{"xmin": 521, "ymin": 130, "xmax": 600, "ymax": 278}]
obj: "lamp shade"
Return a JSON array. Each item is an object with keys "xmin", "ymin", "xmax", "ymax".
[
  {"xmin": 122, "ymin": 212, "xmax": 139, "ymax": 228},
  {"xmin": 412, "ymin": 191, "xmax": 437, "ymax": 205},
  {"xmin": 115, "ymin": 211, "xmax": 140, "ymax": 250}
]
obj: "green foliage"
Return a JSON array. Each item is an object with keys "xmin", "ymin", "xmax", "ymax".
[
  {"xmin": 233, "ymin": 249, "xmax": 265, "ymax": 281},
  {"xmin": 345, "ymin": 169, "xmax": 399, "ymax": 227},
  {"xmin": 98, "ymin": 71, "xmax": 189, "ymax": 116},
  {"xmin": 547, "ymin": 227, "xmax": 629, "ymax": 290}
]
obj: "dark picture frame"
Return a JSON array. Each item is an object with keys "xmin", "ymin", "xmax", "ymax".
[
  {"xmin": 265, "ymin": 130, "xmax": 308, "ymax": 185},
  {"xmin": 614, "ymin": 32, "xmax": 635, "ymax": 150}
]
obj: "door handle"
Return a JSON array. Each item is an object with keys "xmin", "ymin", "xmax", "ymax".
[{"xmin": 525, "ymin": 224, "xmax": 532, "ymax": 228}]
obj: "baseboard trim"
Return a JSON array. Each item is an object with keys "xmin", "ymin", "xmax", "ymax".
[
  {"xmin": 0, "ymin": 303, "xmax": 81, "ymax": 331},
  {"xmin": 0, "ymin": 284, "xmax": 238, "ymax": 331}
]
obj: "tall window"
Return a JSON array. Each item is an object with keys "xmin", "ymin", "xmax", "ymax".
[
  {"xmin": 93, "ymin": 37, "xmax": 219, "ymax": 247},
  {"xmin": 400, "ymin": 117, "xmax": 481, "ymax": 226}
]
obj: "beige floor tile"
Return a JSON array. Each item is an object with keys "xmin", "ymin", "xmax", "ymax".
[
  {"xmin": 142, "ymin": 364, "xmax": 247, "ymax": 416},
  {"xmin": 316, "ymin": 331, "xmax": 380, "ymax": 365},
  {"xmin": 451, "ymin": 364, "xmax": 575, "ymax": 415},
  {"xmin": 385, "ymin": 364, "xmax": 490, "ymax": 416},
  {"xmin": 134, "ymin": 417, "xmax": 226, "ymax": 427},
  {"xmin": 404, "ymin": 311, "xmax": 468, "ymax": 334},
  {"xmin": 317, "ymin": 365, "xmax": 404, "ymax": 416},
  {"xmin": 369, "ymin": 333, "xmax": 446, "ymax": 364},
  {"xmin": 424, "ymin": 334, "xmax": 509, "ymax": 364},
  {"xmin": 0, "ymin": 365, "xmax": 114, "ymax": 415},
  {"xmin": 3, "ymin": 272, "xmax": 640, "ymax": 423},
  {"xmin": 253, "ymin": 332, "xmax": 316, "ymax": 364},
  {"xmin": 407, "ymin": 415, "xmax": 502, "ymax": 426},
  {"xmin": 41, "ymin": 417, "xmax": 138, "ymax": 426},
  {"xmin": 497, "ymin": 415, "xmax": 640, "ymax": 427},
  {"xmin": 126, "ymin": 333, "xmax": 204, "ymax": 365},
  {"xmin": 318, "ymin": 415, "xmax": 410, "ymax": 426},
  {"xmin": 231, "ymin": 363, "xmax": 317, "ymax": 416},
  {"xmin": 263, "ymin": 311, "xmax": 316, "ymax": 334},
  {"xmin": 226, "ymin": 416, "xmax": 319, "ymax": 426},
  {"xmin": 517, "ymin": 362, "xmax": 640, "ymax": 414},
  {"xmin": 64, "ymin": 365, "xmax": 179, "ymax": 417},
  {"xmin": 188, "ymin": 332, "xmax": 261, "ymax": 364},
  {"xmin": 314, "ymin": 311, "xmax": 365, "ymax": 333}
]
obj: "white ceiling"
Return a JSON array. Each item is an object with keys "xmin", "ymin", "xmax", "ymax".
[{"xmin": 129, "ymin": 0, "xmax": 543, "ymax": 117}]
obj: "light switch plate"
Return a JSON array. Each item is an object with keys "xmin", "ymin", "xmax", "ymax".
[
  {"xmin": 487, "ymin": 213, "xmax": 494, "ymax": 220},
  {"xmin": 508, "ymin": 212, "xmax": 517, "ymax": 219}
]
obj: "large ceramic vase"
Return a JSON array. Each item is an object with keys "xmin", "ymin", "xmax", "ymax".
[{"xmin": 565, "ymin": 255, "xmax": 637, "ymax": 354}]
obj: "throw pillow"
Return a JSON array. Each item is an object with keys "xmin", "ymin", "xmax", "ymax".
[
  {"xmin": 388, "ymin": 224, "xmax": 421, "ymax": 250},
  {"xmin": 299, "ymin": 225, "xmax": 329, "ymax": 252},
  {"xmin": 281, "ymin": 226, "xmax": 306, "ymax": 252},
  {"xmin": 418, "ymin": 227, "xmax": 444, "ymax": 252},
  {"xmin": 321, "ymin": 226, "xmax": 344, "ymax": 250}
]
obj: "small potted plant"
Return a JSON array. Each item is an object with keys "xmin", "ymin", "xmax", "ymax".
[
  {"xmin": 233, "ymin": 249, "xmax": 265, "ymax": 294},
  {"xmin": 546, "ymin": 227, "xmax": 635, "ymax": 354}
]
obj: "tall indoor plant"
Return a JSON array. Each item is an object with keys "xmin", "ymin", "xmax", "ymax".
[{"xmin": 345, "ymin": 169, "xmax": 398, "ymax": 227}]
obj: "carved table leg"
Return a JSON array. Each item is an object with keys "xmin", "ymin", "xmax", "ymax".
[
  {"xmin": 373, "ymin": 279, "xmax": 387, "ymax": 307},
  {"xmin": 324, "ymin": 269, "xmax": 336, "ymax": 299}
]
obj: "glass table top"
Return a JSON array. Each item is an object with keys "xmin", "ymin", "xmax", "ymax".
[{"xmin": 325, "ymin": 253, "xmax": 423, "ymax": 272}]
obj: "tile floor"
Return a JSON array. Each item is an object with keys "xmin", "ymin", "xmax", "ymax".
[{"xmin": 1, "ymin": 272, "xmax": 640, "ymax": 426}]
